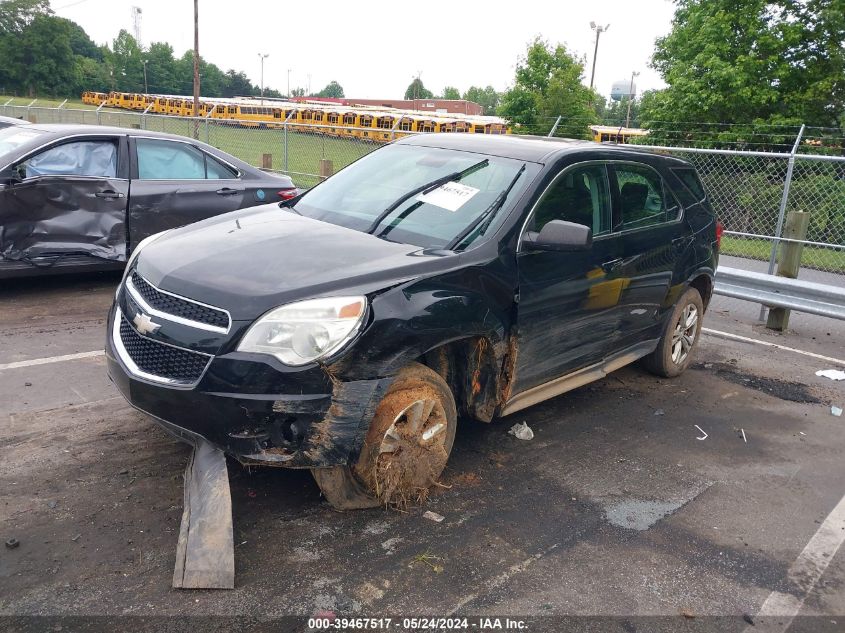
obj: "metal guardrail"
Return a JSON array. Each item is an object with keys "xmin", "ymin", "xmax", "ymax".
[{"xmin": 714, "ymin": 266, "xmax": 845, "ymax": 321}]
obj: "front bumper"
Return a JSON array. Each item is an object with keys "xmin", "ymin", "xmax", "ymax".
[{"xmin": 106, "ymin": 302, "xmax": 390, "ymax": 468}]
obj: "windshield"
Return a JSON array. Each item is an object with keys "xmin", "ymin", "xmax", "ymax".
[
  {"xmin": 0, "ymin": 127, "xmax": 45, "ymax": 160},
  {"xmin": 289, "ymin": 144, "xmax": 536, "ymax": 249}
]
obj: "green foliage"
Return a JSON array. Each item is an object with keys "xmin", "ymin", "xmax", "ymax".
[
  {"xmin": 404, "ymin": 77, "xmax": 433, "ymax": 100},
  {"xmin": 315, "ymin": 80, "xmax": 344, "ymax": 98},
  {"xmin": 462, "ymin": 85, "xmax": 500, "ymax": 115},
  {"xmin": 498, "ymin": 38, "xmax": 600, "ymax": 137},
  {"xmin": 441, "ymin": 86, "xmax": 460, "ymax": 100},
  {"xmin": 641, "ymin": 0, "xmax": 845, "ymax": 146},
  {"xmin": 0, "ymin": 4, "xmax": 285, "ymax": 99},
  {"xmin": 0, "ymin": 0, "xmax": 50, "ymax": 34},
  {"xmin": 222, "ymin": 69, "xmax": 253, "ymax": 97}
]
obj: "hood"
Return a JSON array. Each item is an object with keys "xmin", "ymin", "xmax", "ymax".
[{"xmin": 135, "ymin": 205, "xmax": 459, "ymax": 320}]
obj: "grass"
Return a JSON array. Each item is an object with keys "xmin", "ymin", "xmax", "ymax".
[
  {"xmin": 721, "ymin": 235, "xmax": 845, "ymax": 274},
  {"xmin": 0, "ymin": 95, "xmax": 98, "ymax": 109}
]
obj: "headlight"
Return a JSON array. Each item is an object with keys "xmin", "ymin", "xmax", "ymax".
[
  {"xmin": 116, "ymin": 230, "xmax": 170, "ymax": 297},
  {"xmin": 237, "ymin": 296, "xmax": 367, "ymax": 366}
]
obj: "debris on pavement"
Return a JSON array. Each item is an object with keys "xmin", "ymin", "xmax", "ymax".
[
  {"xmin": 832, "ymin": 406, "xmax": 843, "ymax": 417},
  {"xmin": 172, "ymin": 439, "xmax": 234, "ymax": 590},
  {"xmin": 411, "ymin": 552, "xmax": 444, "ymax": 573},
  {"xmin": 654, "ymin": 409, "xmax": 665, "ymax": 416},
  {"xmin": 694, "ymin": 425, "xmax": 708, "ymax": 440},
  {"xmin": 741, "ymin": 429, "xmax": 747, "ymax": 443},
  {"xmin": 816, "ymin": 369, "xmax": 845, "ymax": 381},
  {"xmin": 508, "ymin": 422, "xmax": 534, "ymax": 440},
  {"xmin": 423, "ymin": 510, "xmax": 445, "ymax": 523},
  {"xmin": 5, "ymin": 538, "xmax": 19, "ymax": 549}
]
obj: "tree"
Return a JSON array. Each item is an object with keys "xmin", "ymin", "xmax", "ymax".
[
  {"xmin": 5, "ymin": 14, "xmax": 79, "ymax": 96},
  {"xmin": 222, "ymin": 69, "xmax": 252, "ymax": 97},
  {"xmin": 315, "ymin": 80, "xmax": 344, "ymax": 98},
  {"xmin": 144, "ymin": 42, "xmax": 177, "ymax": 94},
  {"xmin": 0, "ymin": 0, "xmax": 50, "ymax": 34},
  {"xmin": 291, "ymin": 87, "xmax": 305, "ymax": 97},
  {"xmin": 441, "ymin": 86, "xmax": 460, "ymax": 100},
  {"xmin": 642, "ymin": 0, "xmax": 845, "ymax": 145},
  {"xmin": 463, "ymin": 85, "xmax": 500, "ymax": 115},
  {"xmin": 498, "ymin": 38, "xmax": 600, "ymax": 136},
  {"xmin": 111, "ymin": 30, "xmax": 144, "ymax": 92},
  {"xmin": 404, "ymin": 77, "xmax": 433, "ymax": 100}
]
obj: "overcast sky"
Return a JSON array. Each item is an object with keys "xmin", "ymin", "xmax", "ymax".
[{"xmin": 54, "ymin": 0, "xmax": 676, "ymax": 100}]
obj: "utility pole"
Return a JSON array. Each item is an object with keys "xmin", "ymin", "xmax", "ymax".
[
  {"xmin": 625, "ymin": 71, "xmax": 639, "ymax": 128},
  {"xmin": 142, "ymin": 60, "xmax": 148, "ymax": 94},
  {"xmin": 287, "ymin": 68, "xmax": 291, "ymax": 99},
  {"xmin": 258, "ymin": 53, "xmax": 269, "ymax": 104},
  {"xmin": 192, "ymin": 0, "xmax": 200, "ymax": 137},
  {"xmin": 589, "ymin": 22, "xmax": 610, "ymax": 91}
]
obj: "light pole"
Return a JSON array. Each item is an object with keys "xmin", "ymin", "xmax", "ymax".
[
  {"xmin": 258, "ymin": 53, "xmax": 269, "ymax": 104},
  {"xmin": 142, "ymin": 60, "xmax": 148, "ymax": 94},
  {"xmin": 287, "ymin": 68, "xmax": 291, "ymax": 99},
  {"xmin": 625, "ymin": 71, "xmax": 639, "ymax": 128},
  {"xmin": 589, "ymin": 22, "xmax": 610, "ymax": 91}
]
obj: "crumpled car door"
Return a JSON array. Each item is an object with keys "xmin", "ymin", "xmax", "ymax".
[{"xmin": 0, "ymin": 138, "xmax": 129, "ymax": 265}]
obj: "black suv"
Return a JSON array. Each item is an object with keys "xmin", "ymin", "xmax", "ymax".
[{"xmin": 106, "ymin": 134, "xmax": 719, "ymax": 510}]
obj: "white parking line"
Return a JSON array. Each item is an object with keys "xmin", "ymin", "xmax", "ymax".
[
  {"xmin": 703, "ymin": 328, "xmax": 845, "ymax": 367},
  {"xmin": 0, "ymin": 350, "xmax": 104, "ymax": 371},
  {"xmin": 746, "ymin": 492, "xmax": 845, "ymax": 632}
]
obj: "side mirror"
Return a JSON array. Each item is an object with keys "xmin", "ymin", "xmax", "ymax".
[{"xmin": 523, "ymin": 220, "xmax": 592, "ymax": 252}]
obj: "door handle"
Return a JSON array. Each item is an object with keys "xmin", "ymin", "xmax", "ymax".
[
  {"xmin": 601, "ymin": 257, "xmax": 623, "ymax": 272},
  {"xmin": 95, "ymin": 190, "xmax": 124, "ymax": 199},
  {"xmin": 215, "ymin": 187, "xmax": 242, "ymax": 196}
]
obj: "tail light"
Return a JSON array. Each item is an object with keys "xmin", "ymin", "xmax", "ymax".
[
  {"xmin": 715, "ymin": 220, "xmax": 723, "ymax": 249},
  {"xmin": 277, "ymin": 187, "xmax": 300, "ymax": 201}
]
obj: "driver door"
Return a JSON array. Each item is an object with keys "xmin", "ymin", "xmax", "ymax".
[
  {"xmin": 513, "ymin": 163, "xmax": 625, "ymax": 394},
  {"xmin": 0, "ymin": 135, "xmax": 129, "ymax": 263}
]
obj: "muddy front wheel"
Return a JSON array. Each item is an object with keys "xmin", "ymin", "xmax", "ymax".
[{"xmin": 312, "ymin": 362, "xmax": 457, "ymax": 510}]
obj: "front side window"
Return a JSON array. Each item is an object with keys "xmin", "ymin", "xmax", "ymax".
[
  {"xmin": 529, "ymin": 164, "xmax": 612, "ymax": 236},
  {"xmin": 613, "ymin": 164, "xmax": 668, "ymax": 230},
  {"xmin": 136, "ymin": 138, "xmax": 228, "ymax": 180},
  {"xmin": 21, "ymin": 140, "xmax": 117, "ymax": 179},
  {"xmin": 289, "ymin": 144, "xmax": 537, "ymax": 250}
]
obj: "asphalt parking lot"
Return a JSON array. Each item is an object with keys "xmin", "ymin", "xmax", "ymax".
[{"xmin": 1, "ymin": 271, "xmax": 844, "ymax": 632}]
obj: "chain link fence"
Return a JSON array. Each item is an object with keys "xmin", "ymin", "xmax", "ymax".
[
  {"xmin": 0, "ymin": 105, "xmax": 384, "ymax": 189},
  {"xmin": 625, "ymin": 144, "xmax": 845, "ymax": 277},
  {"xmin": 3, "ymin": 105, "xmax": 843, "ymax": 277}
]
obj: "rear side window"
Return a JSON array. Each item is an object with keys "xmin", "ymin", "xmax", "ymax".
[
  {"xmin": 673, "ymin": 167, "xmax": 706, "ymax": 202},
  {"xmin": 612, "ymin": 164, "xmax": 667, "ymax": 231},
  {"xmin": 22, "ymin": 140, "xmax": 117, "ymax": 179},
  {"xmin": 205, "ymin": 154, "xmax": 237, "ymax": 179},
  {"xmin": 136, "ymin": 139, "xmax": 235, "ymax": 180}
]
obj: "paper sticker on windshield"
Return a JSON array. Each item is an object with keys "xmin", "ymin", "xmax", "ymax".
[{"xmin": 417, "ymin": 182, "xmax": 480, "ymax": 212}]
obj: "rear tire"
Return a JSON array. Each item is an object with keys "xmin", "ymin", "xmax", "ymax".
[
  {"xmin": 642, "ymin": 287, "xmax": 704, "ymax": 378},
  {"xmin": 312, "ymin": 362, "xmax": 457, "ymax": 510}
]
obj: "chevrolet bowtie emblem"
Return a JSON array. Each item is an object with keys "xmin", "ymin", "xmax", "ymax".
[{"xmin": 133, "ymin": 312, "xmax": 161, "ymax": 335}]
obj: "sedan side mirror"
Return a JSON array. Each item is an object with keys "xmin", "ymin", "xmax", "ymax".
[{"xmin": 523, "ymin": 220, "xmax": 593, "ymax": 252}]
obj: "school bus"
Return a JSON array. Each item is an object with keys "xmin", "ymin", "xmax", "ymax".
[
  {"xmin": 84, "ymin": 91, "xmax": 512, "ymax": 141},
  {"xmin": 590, "ymin": 125, "xmax": 648, "ymax": 144}
]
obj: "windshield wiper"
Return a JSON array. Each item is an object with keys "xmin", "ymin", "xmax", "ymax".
[
  {"xmin": 364, "ymin": 158, "xmax": 489, "ymax": 234},
  {"xmin": 446, "ymin": 163, "xmax": 526, "ymax": 250}
]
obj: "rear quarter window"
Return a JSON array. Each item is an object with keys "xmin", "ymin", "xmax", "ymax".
[{"xmin": 673, "ymin": 167, "xmax": 706, "ymax": 202}]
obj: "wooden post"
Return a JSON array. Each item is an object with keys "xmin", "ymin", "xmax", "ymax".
[
  {"xmin": 261, "ymin": 153, "xmax": 273, "ymax": 170},
  {"xmin": 766, "ymin": 210, "xmax": 810, "ymax": 331},
  {"xmin": 319, "ymin": 159, "xmax": 333, "ymax": 180}
]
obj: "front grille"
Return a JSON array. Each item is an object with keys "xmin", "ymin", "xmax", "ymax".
[
  {"xmin": 130, "ymin": 272, "xmax": 229, "ymax": 330},
  {"xmin": 119, "ymin": 316, "xmax": 210, "ymax": 383}
]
